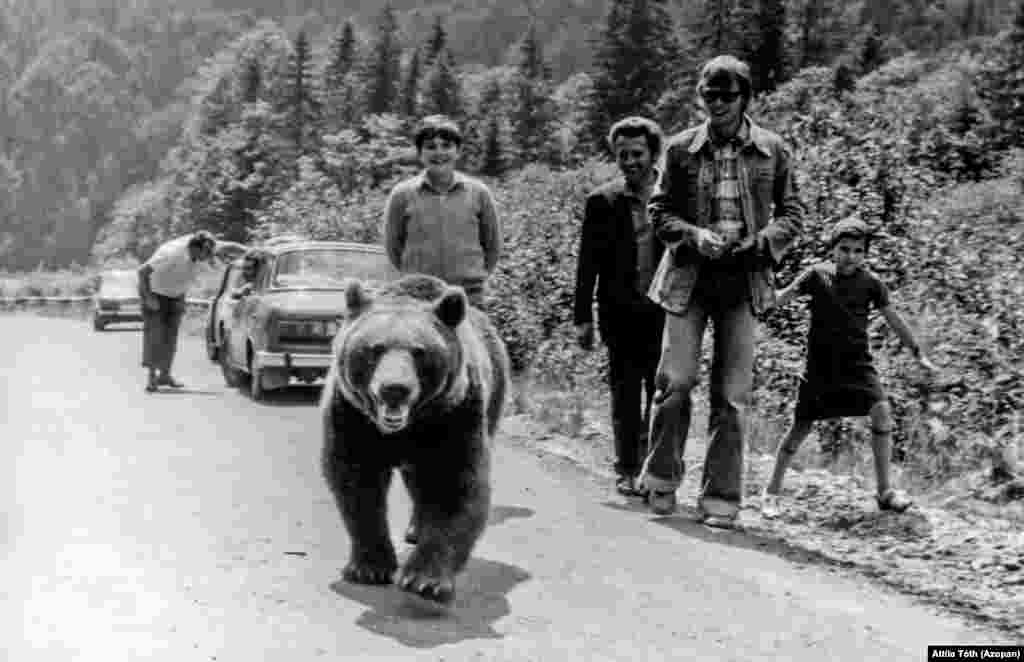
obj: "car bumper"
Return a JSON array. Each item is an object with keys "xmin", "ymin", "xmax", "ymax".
[
  {"xmin": 254, "ymin": 350, "xmax": 332, "ymax": 370},
  {"xmin": 95, "ymin": 310, "xmax": 144, "ymax": 323}
]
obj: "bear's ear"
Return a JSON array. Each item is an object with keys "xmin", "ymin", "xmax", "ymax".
[
  {"xmin": 345, "ymin": 279, "xmax": 372, "ymax": 318},
  {"xmin": 434, "ymin": 287, "xmax": 467, "ymax": 328}
]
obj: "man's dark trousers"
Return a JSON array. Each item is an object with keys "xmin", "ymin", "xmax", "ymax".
[
  {"xmin": 602, "ymin": 299, "xmax": 664, "ymax": 478},
  {"xmin": 142, "ymin": 294, "xmax": 185, "ymax": 375}
]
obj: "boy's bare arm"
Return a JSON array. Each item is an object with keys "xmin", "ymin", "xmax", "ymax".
[{"xmin": 770, "ymin": 265, "xmax": 824, "ymax": 309}]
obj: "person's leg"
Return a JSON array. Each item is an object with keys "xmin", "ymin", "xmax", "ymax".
[
  {"xmin": 638, "ymin": 307, "xmax": 666, "ymax": 480},
  {"xmin": 164, "ymin": 297, "xmax": 185, "ymax": 379},
  {"xmin": 869, "ymin": 399, "xmax": 913, "ymax": 510},
  {"xmin": 764, "ymin": 417, "xmax": 815, "ymax": 495},
  {"xmin": 699, "ymin": 302, "xmax": 756, "ymax": 524},
  {"xmin": 142, "ymin": 305, "xmax": 160, "ymax": 390},
  {"xmin": 639, "ymin": 304, "xmax": 706, "ymax": 513},
  {"xmin": 606, "ymin": 332, "xmax": 644, "ymax": 492}
]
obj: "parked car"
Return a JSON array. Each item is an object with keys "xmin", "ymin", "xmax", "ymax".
[
  {"xmin": 205, "ymin": 240, "xmax": 398, "ymax": 400},
  {"xmin": 92, "ymin": 269, "xmax": 143, "ymax": 331}
]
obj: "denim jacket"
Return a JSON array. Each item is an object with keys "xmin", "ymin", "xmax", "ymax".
[{"xmin": 646, "ymin": 116, "xmax": 805, "ymax": 315}]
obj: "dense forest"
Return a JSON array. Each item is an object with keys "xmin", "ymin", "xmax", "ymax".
[
  {"xmin": 0, "ymin": 0, "xmax": 1017, "ymax": 269},
  {"xmin": 2, "ymin": 0, "xmax": 1022, "ymax": 478}
]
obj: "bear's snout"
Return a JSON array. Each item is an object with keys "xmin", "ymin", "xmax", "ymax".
[
  {"xmin": 378, "ymin": 383, "xmax": 411, "ymax": 407},
  {"xmin": 369, "ymin": 349, "xmax": 422, "ymax": 434}
]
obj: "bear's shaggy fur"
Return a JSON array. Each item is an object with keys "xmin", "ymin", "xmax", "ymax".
[{"xmin": 321, "ymin": 274, "xmax": 509, "ymax": 606}]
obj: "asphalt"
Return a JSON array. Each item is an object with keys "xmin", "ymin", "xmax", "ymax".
[{"xmin": 2, "ymin": 313, "xmax": 1009, "ymax": 661}]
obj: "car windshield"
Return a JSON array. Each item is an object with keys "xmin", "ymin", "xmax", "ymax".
[
  {"xmin": 99, "ymin": 271, "xmax": 138, "ymax": 297},
  {"xmin": 270, "ymin": 248, "xmax": 395, "ymax": 290}
]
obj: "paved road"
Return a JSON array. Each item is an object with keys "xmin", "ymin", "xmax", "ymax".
[{"xmin": 2, "ymin": 314, "xmax": 1008, "ymax": 661}]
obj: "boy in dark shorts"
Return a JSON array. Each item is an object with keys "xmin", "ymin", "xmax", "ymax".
[{"xmin": 761, "ymin": 218, "xmax": 936, "ymax": 517}]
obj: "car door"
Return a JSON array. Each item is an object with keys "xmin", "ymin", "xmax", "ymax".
[
  {"xmin": 207, "ymin": 263, "xmax": 238, "ymax": 358},
  {"xmin": 227, "ymin": 257, "xmax": 267, "ymax": 372}
]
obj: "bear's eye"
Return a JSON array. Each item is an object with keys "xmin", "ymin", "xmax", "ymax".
[{"xmin": 369, "ymin": 343, "xmax": 388, "ymax": 358}]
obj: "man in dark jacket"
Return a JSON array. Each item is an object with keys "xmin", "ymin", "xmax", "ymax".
[{"xmin": 574, "ymin": 116, "xmax": 666, "ymax": 497}]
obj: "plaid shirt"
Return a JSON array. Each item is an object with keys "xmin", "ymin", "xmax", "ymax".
[{"xmin": 710, "ymin": 121, "xmax": 749, "ymax": 247}]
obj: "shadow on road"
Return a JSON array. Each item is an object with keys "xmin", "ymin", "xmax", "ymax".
[
  {"xmin": 599, "ymin": 499, "xmax": 835, "ymax": 565},
  {"xmin": 146, "ymin": 387, "xmax": 221, "ymax": 396},
  {"xmin": 488, "ymin": 504, "xmax": 534, "ymax": 528},
  {"xmin": 330, "ymin": 556, "xmax": 532, "ymax": 648},
  {"xmin": 255, "ymin": 384, "xmax": 323, "ymax": 407}
]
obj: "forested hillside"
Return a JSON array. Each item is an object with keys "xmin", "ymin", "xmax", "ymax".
[
  {"xmin": 2, "ymin": 0, "xmax": 1022, "ymax": 483},
  {"xmin": 0, "ymin": 0, "xmax": 1017, "ymax": 269}
]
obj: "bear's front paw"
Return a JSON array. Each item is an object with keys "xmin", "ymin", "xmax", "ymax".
[
  {"xmin": 342, "ymin": 557, "xmax": 397, "ymax": 585},
  {"xmin": 397, "ymin": 566, "xmax": 455, "ymax": 606}
]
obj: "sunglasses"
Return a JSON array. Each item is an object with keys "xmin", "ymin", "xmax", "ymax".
[
  {"xmin": 418, "ymin": 129, "xmax": 461, "ymax": 145},
  {"xmin": 701, "ymin": 90, "xmax": 743, "ymax": 103}
]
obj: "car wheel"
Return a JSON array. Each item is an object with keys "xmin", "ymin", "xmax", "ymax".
[
  {"xmin": 219, "ymin": 337, "xmax": 243, "ymax": 387},
  {"xmin": 93, "ymin": 317, "xmax": 105, "ymax": 332},
  {"xmin": 250, "ymin": 364, "xmax": 264, "ymax": 401}
]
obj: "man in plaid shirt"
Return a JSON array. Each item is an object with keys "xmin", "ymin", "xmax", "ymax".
[{"xmin": 639, "ymin": 55, "xmax": 805, "ymax": 527}]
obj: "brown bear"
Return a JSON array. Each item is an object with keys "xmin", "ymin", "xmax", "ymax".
[{"xmin": 321, "ymin": 274, "xmax": 509, "ymax": 607}]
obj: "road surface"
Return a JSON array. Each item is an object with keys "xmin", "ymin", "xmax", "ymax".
[{"xmin": 2, "ymin": 313, "xmax": 1009, "ymax": 661}]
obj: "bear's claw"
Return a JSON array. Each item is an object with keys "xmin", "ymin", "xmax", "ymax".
[
  {"xmin": 397, "ymin": 569, "xmax": 455, "ymax": 605},
  {"xmin": 342, "ymin": 560, "xmax": 396, "ymax": 585}
]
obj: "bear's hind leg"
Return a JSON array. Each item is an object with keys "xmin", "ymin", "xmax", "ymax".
[{"xmin": 332, "ymin": 466, "xmax": 398, "ymax": 585}]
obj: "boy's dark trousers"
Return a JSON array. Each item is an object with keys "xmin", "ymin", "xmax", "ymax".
[{"xmin": 602, "ymin": 299, "xmax": 664, "ymax": 478}]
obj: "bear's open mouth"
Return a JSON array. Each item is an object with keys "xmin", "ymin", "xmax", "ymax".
[{"xmin": 376, "ymin": 404, "xmax": 411, "ymax": 433}]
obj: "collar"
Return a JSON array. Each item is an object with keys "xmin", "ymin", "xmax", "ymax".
[
  {"xmin": 623, "ymin": 167, "xmax": 661, "ymax": 199},
  {"xmin": 687, "ymin": 115, "xmax": 772, "ymax": 157},
  {"xmin": 415, "ymin": 170, "xmax": 467, "ymax": 194}
]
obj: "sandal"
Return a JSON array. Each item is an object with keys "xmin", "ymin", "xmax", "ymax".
[
  {"xmin": 157, "ymin": 374, "xmax": 185, "ymax": 388},
  {"xmin": 616, "ymin": 475, "xmax": 648, "ymax": 497},
  {"xmin": 877, "ymin": 488, "xmax": 914, "ymax": 512},
  {"xmin": 701, "ymin": 513, "xmax": 738, "ymax": 529}
]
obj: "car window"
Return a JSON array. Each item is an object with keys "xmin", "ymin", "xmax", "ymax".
[
  {"xmin": 271, "ymin": 249, "xmax": 396, "ymax": 289},
  {"xmin": 98, "ymin": 271, "xmax": 138, "ymax": 297}
]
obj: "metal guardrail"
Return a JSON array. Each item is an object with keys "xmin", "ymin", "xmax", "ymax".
[{"xmin": 0, "ymin": 295, "xmax": 211, "ymax": 307}]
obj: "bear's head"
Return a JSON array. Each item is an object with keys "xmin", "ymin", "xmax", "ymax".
[{"xmin": 334, "ymin": 278, "xmax": 468, "ymax": 435}]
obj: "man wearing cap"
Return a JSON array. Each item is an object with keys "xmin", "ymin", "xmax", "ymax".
[
  {"xmin": 138, "ymin": 231, "xmax": 246, "ymax": 392},
  {"xmin": 640, "ymin": 55, "xmax": 805, "ymax": 526},
  {"xmin": 384, "ymin": 115, "xmax": 502, "ymax": 307}
]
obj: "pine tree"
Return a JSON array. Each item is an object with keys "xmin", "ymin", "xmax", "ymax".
[
  {"xmin": 400, "ymin": 49, "xmax": 421, "ymax": 118},
  {"xmin": 480, "ymin": 115, "xmax": 505, "ymax": 176},
  {"xmin": 287, "ymin": 29, "xmax": 321, "ymax": 156},
  {"xmin": 322, "ymin": 21, "xmax": 361, "ymax": 133},
  {"xmin": 424, "ymin": 15, "xmax": 447, "ymax": 68},
  {"xmin": 584, "ymin": 0, "xmax": 681, "ymax": 153},
  {"xmin": 240, "ymin": 58, "xmax": 262, "ymax": 103},
  {"xmin": 364, "ymin": 5, "xmax": 402, "ymax": 115},
  {"xmin": 750, "ymin": 0, "xmax": 787, "ymax": 93},
  {"xmin": 422, "ymin": 48, "xmax": 461, "ymax": 118},
  {"xmin": 858, "ymin": 23, "xmax": 884, "ymax": 74},
  {"xmin": 512, "ymin": 24, "xmax": 555, "ymax": 164},
  {"xmin": 324, "ymin": 20, "xmax": 357, "ymax": 95}
]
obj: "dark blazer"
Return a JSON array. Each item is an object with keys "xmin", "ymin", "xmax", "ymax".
[{"xmin": 573, "ymin": 178, "xmax": 666, "ymax": 335}]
